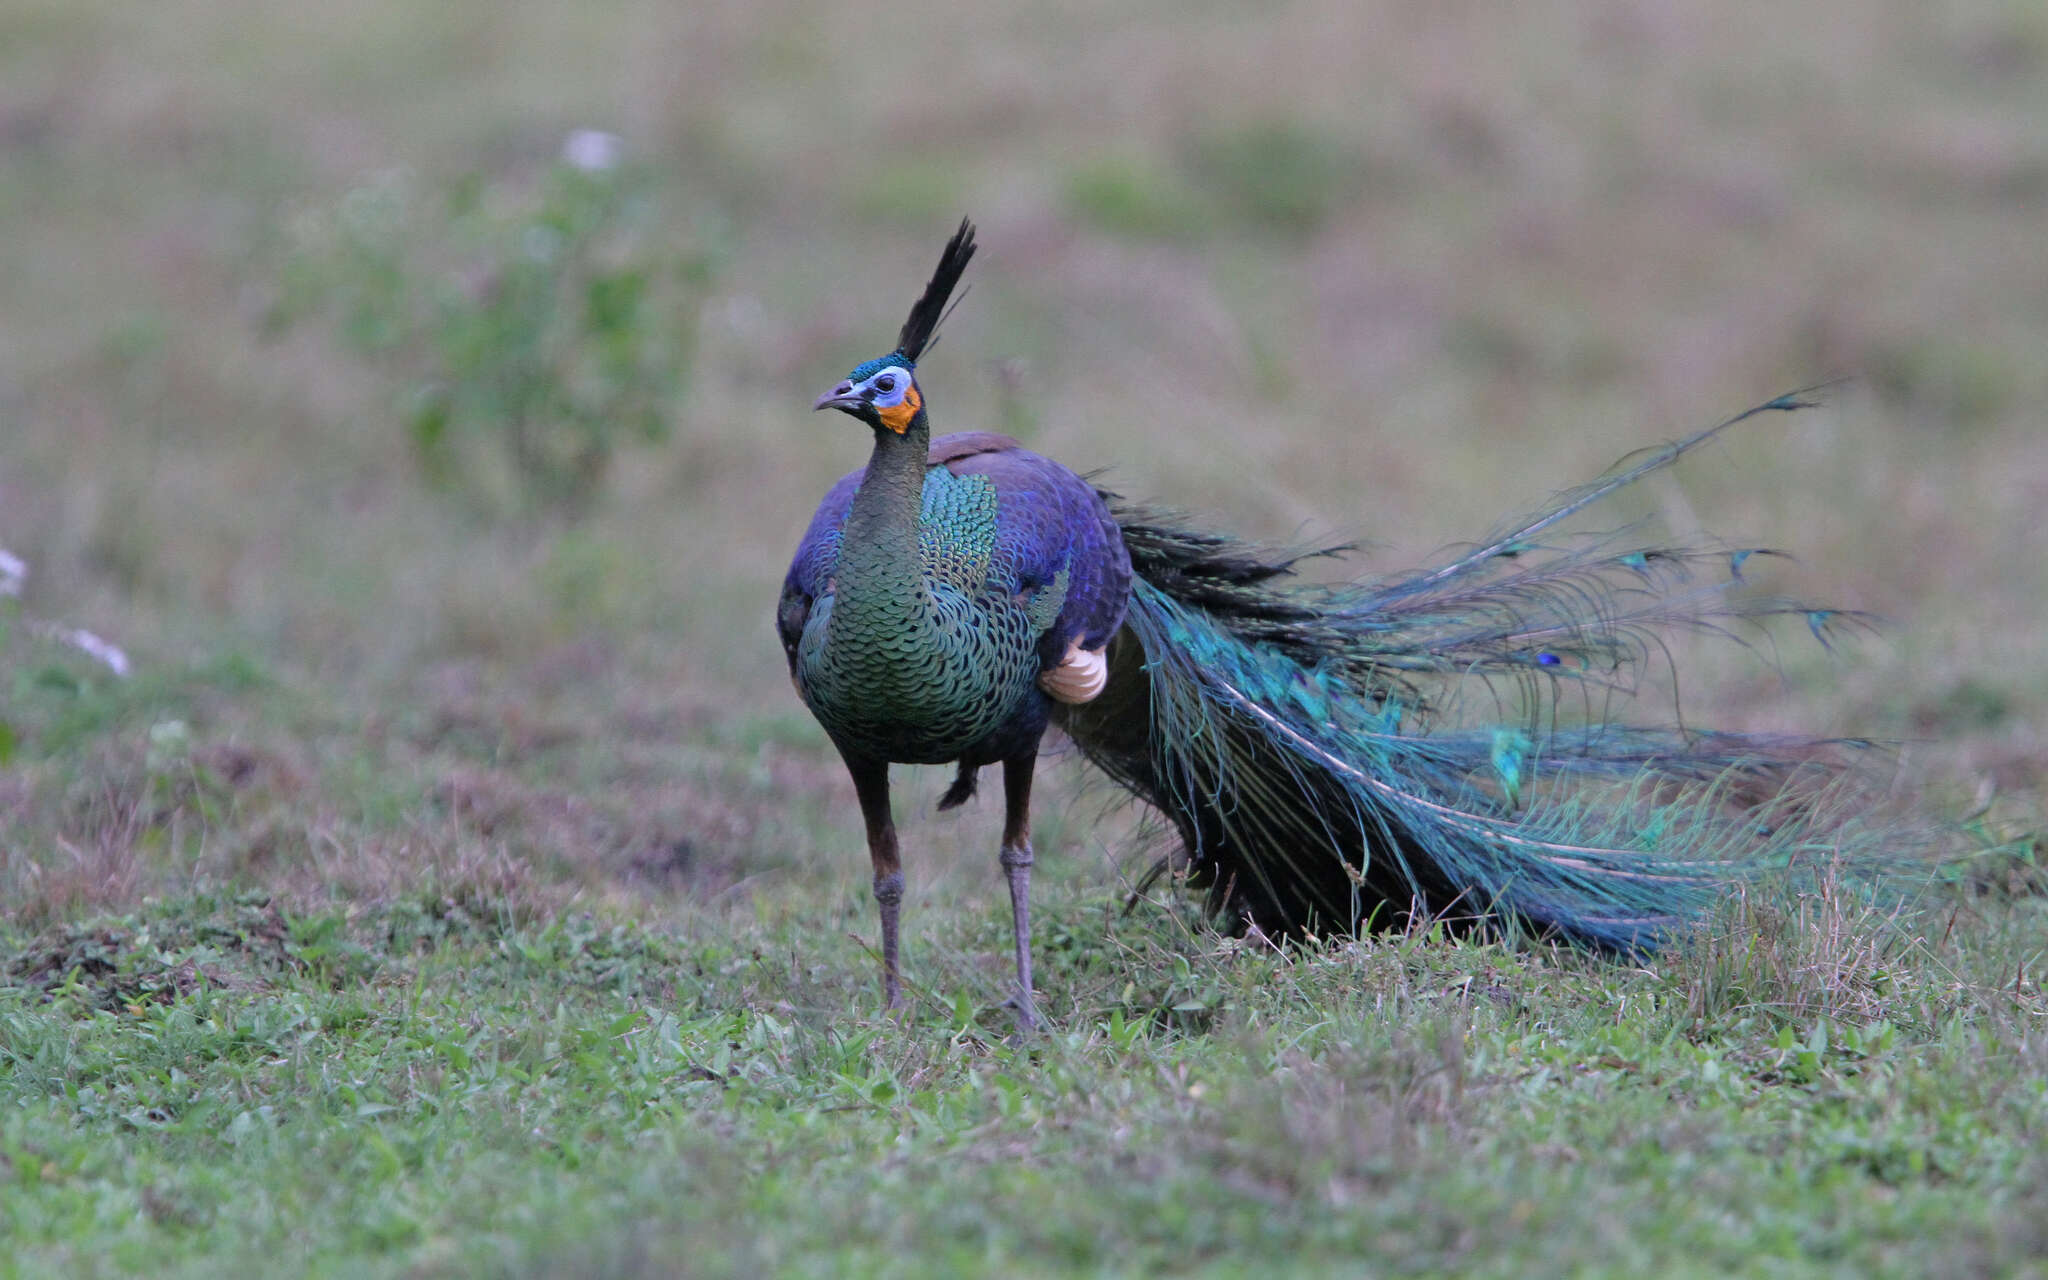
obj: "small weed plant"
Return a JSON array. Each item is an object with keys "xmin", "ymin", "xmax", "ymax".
[{"xmin": 280, "ymin": 148, "xmax": 719, "ymax": 520}]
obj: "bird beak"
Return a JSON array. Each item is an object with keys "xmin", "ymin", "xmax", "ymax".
[{"xmin": 814, "ymin": 381, "xmax": 865, "ymax": 414}]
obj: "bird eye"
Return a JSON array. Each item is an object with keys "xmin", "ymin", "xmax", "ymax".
[{"xmin": 875, "ymin": 375, "xmax": 896, "ymax": 392}]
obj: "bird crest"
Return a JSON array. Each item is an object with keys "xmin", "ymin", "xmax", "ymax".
[
  {"xmin": 815, "ymin": 220, "xmax": 977, "ymax": 434},
  {"xmin": 895, "ymin": 218, "xmax": 976, "ymax": 365}
]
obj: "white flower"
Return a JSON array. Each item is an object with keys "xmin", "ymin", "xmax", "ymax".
[
  {"xmin": 562, "ymin": 129, "xmax": 623, "ymax": 173},
  {"xmin": 0, "ymin": 547, "xmax": 25, "ymax": 597},
  {"xmin": 63, "ymin": 627, "xmax": 130, "ymax": 678}
]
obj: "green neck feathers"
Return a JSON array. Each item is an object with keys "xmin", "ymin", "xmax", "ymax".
[{"xmin": 832, "ymin": 408, "xmax": 934, "ymax": 634}]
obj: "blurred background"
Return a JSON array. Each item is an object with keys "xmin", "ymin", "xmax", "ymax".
[{"xmin": 2, "ymin": 0, "xmax": 2042, "ymax": 919}]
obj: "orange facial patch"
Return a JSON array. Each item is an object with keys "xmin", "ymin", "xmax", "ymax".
[{"xmin": 877, "ymin": 383, "xmax": 922, "ymax": 434}]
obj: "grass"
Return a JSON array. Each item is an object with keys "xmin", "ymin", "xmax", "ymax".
[
  {"xmin": 2, "ymin": 885, "xmax": 2044, "ymax": 1276},
  {"xmin": 3, "ymin": 0, "xmax": 2047, "ymax": 1274}
]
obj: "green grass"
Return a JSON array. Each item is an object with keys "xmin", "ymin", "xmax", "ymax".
[
  {"xmin": 3, "ymin": 0, "xmax": 2047, "ymax": 1274},
  {"xmin": 3, "ymin": 886, "xmax": 2045, "ymax": 1276}
]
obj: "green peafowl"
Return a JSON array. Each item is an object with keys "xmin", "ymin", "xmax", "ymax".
[{"xmin": 780, "ymin": 219, "xmax": 1903, "ymax": 1028}]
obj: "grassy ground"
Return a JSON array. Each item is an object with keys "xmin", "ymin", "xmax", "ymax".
[{"xmin": 2, "ymin": 1, "xmax": 2045, "ymax": 1274}]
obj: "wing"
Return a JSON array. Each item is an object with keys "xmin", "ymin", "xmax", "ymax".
[
  {"xmin": 777, "ymin": 469, "xmax": 862, "ymax": 676},
  {"xmin": 934, "ymin": 434, "xmax": 1132, "ymax": 673}
]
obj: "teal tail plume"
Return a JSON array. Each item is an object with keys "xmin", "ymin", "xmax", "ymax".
[{"xmin": 1057, "ymin": 390, "xmax": 1905, "ymax": 953}]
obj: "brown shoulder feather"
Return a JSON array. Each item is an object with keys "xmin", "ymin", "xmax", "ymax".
[{"xmin": 928, "ymin": 432, "xmax": 1023, "ymax": 472}]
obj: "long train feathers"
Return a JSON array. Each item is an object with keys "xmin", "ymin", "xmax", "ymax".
[{"xmin": 1057, "ymin": 391, "xmax": 1908, "ymax": 952}]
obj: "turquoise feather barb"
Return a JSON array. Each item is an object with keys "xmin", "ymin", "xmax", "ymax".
[{"xmin": 784, "ymin": 221, "xmax": 1916, "ymax": 1027}]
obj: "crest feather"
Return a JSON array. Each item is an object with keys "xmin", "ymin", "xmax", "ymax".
[{"xmin": 896, "ymin": 218, "xmax": 977, "ymax": 364}]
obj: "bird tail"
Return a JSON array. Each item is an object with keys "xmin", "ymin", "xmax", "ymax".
[{"xmin": 1056, "ymin": 391, "xmax": 1915, "ymax": 953}]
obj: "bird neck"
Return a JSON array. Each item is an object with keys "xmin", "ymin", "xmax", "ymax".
[{"xmin": 836, "ymin": 409, "xmax": 933, "ymax": 616}]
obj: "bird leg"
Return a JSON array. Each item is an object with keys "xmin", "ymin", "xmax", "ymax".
[
  {"xmin": 846, "ymin": 756, "xmax": 905, "ymax": 1013},
  {"xmin": 1000, "ymin": 750, "xmax": 1041, "ymax": 1031}
]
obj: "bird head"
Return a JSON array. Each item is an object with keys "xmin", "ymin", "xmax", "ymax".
[
  {"xmin": 813, "ymin": 218, "xmax": 977, "ymax": 437},
  {"xmin": 813, "ymin": 355, "xmax": 922, "ymax": 435}
]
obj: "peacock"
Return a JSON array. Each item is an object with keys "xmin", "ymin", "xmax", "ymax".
[{"xmin": 779, "ymin": 219, "xmax": 1903, "ymax": 1028}]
